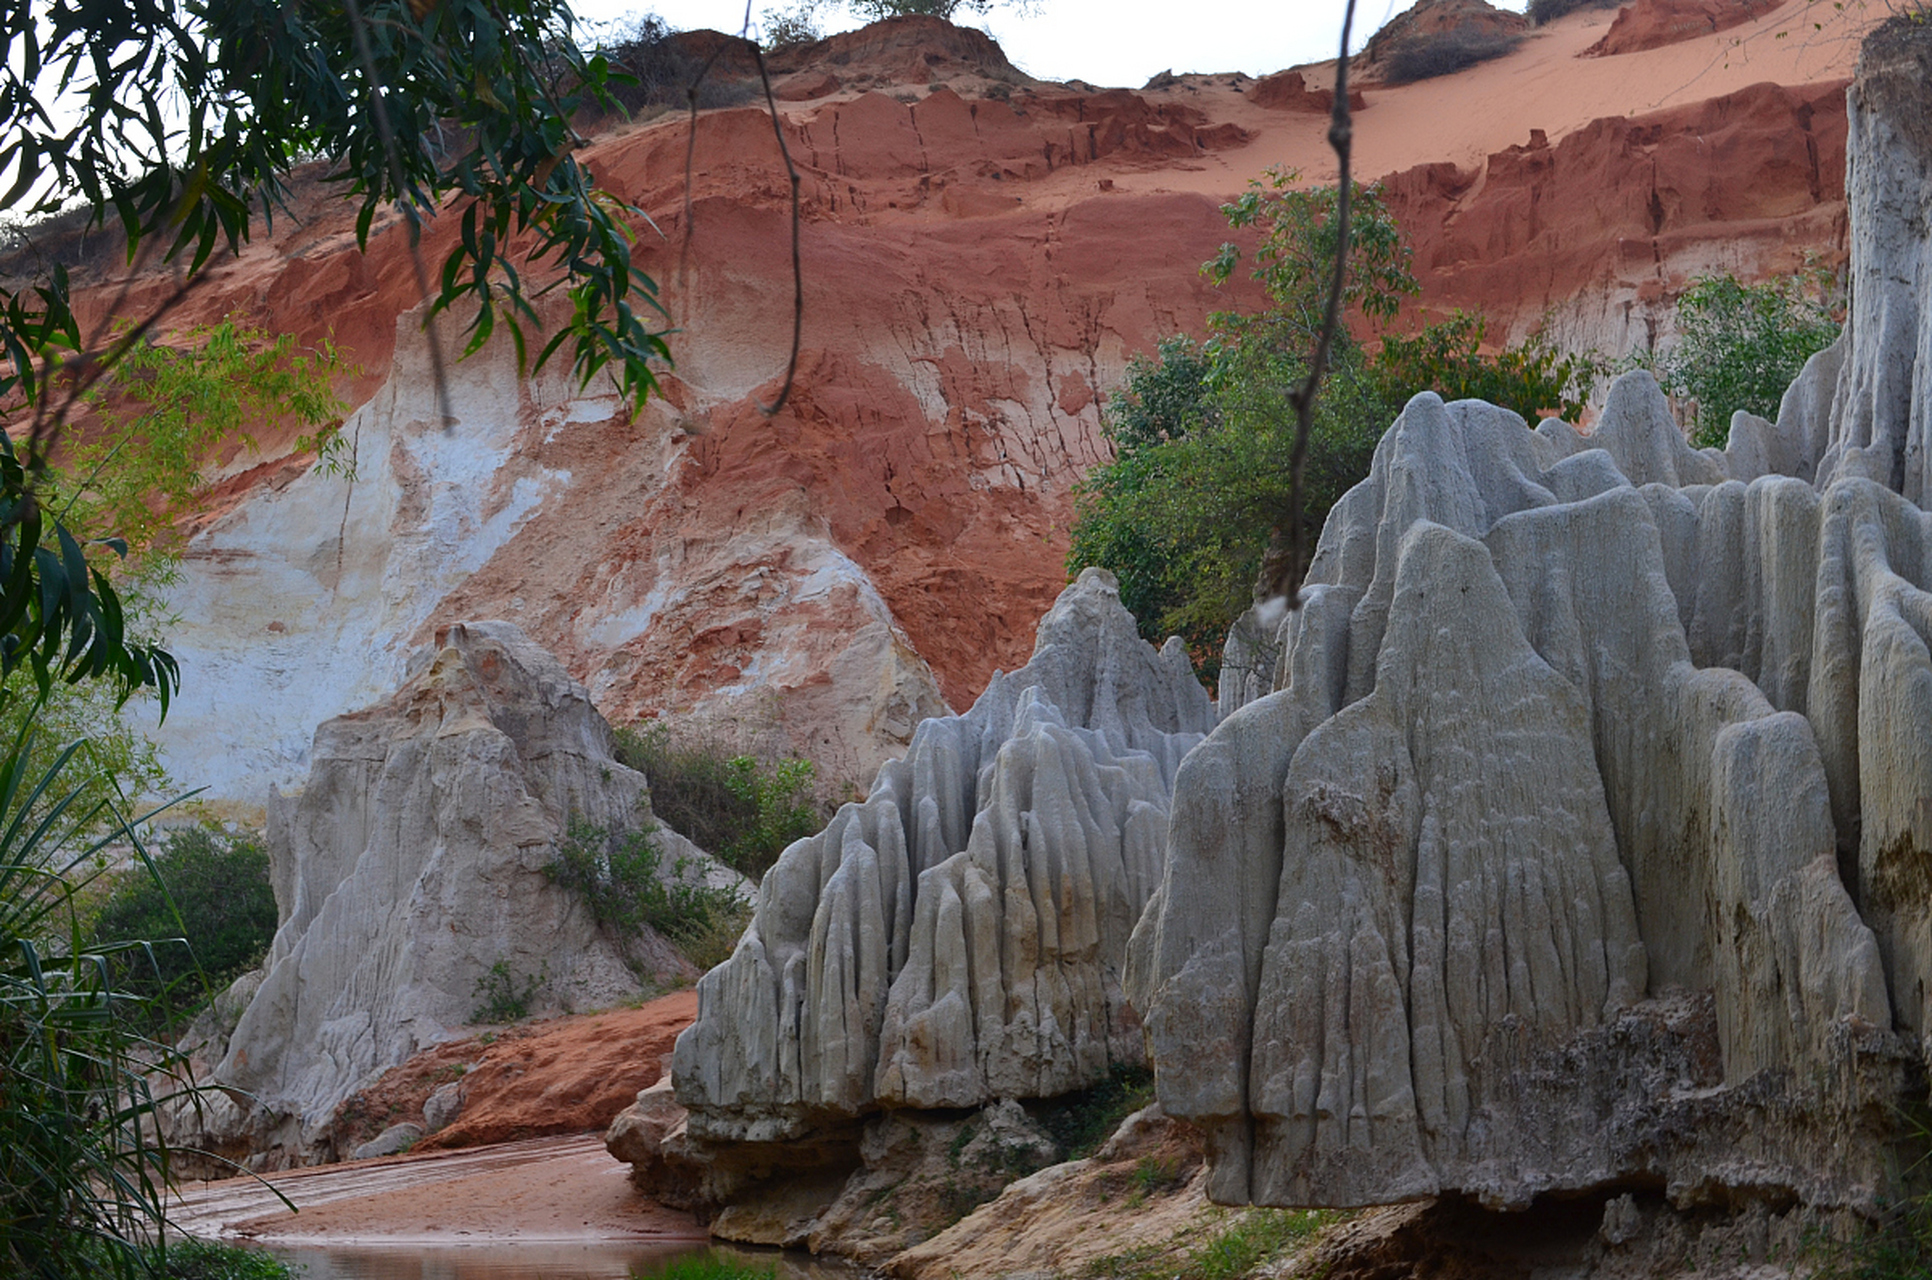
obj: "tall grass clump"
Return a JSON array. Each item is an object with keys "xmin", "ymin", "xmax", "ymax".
[{"xmin": 0, "ymin": 697, "xmax": 203, "ymax": 1277}]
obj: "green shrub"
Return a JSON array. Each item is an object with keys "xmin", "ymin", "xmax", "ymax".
[
  {"xmin": 471, "ymin": 958, "xmax": 546, "ymax": 1024},
  {"xmin": 87, "ymin": 826, "xmax": 278, "ymax": 1032},
  {"xmin": 582, "ymin": 14, "xmax": 761, "ymax": 119},
  {"xmin": 1382, "ymin": 30, "xmax": 1522, "ymax": 84},
  {"xmin": 1642, "ymin": 271, "xmax": 1841, "ymax": 448},
  {"xmin": 1033, "ymin": 1062, "xmax": 1156, "ymax": 1161},
  {"xmin": 612, "ymin": 725, "xmax": 827, "ymax": 882},
  {"xmin": 1373, "ymin": 310, "xmax": 1601, "ymax": 423},
  {"xmin": 547, "ymin": 817, "xmax": 750, "ymax": 971},
  {"xmin": 1526, "ymin": 0, "xmax": 1621, "ymax": 24},
  {"xmin": 1070, "ymin": 171, "xmax": 1602, "ymax": 675}
]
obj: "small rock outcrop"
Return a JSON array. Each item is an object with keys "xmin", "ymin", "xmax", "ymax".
[
  {"xmin": 1133, "ymin": 19, "xmax": 1932, "ymax": 1222},
  {"xmin": 1583, "ymin": 0, "xmax": 1783, "ymax": 58},
  {"xmin": 629, "ymin": 570, "xmax": 1212, "ymax": 1250},
  {"xmin": 214, "ymin": 621, "xmax": 724, "ymax": 1157}
]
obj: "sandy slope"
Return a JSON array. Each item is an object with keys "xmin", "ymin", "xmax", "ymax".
[{"xmin": 1083, "ymin": 0, "xmax": 1877, "ymax": 202}]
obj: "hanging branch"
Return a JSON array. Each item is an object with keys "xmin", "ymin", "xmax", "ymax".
[
  {"xmin": 751, "ymin": 40, "xmax": 804, "ymax": 416},
  {"xmin": 675, "ymin": 2, "xmax": 806, "ymax": 415},
  {"xmin": 1256, "ymin": 0, "xmax": 1358, "ymax": 607},
  {"xmin": 680, "ymin": 39, "xmax": 739, "ymax": 297}
]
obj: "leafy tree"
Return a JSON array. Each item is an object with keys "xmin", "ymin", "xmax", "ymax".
[
  {"xmin": 0, "ymin": 322, "xmax": 354, "ymax": 835},
  {"xmin": 1374, "ymin": 310, "xmax": 1599, "ymax": 424},
  {"xmin": 68, "ymin": 322, "xmax": 354, "ymax": 573},
  {"xmin": 1644, "ymin": 272, "xmax": 1841, "ymax": 448},
  {"xmin": 0, "ymin": 0, "xmax": 668, "ymax": 415},
  {"xmin": 1205, "ymin": 168, "xmax": 1419, "ymax": 343},
  {"xmin": 87, "ymin": 826, "xmax": 279, "ymax": 1032},
  {"xmin": 1072, "ymin": 171, "xmax": 1604, "ymax": 677}
]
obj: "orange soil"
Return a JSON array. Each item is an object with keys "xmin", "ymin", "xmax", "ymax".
[{"xmin": 332, "ymin": 990, "xmax": 699, "ymax": 1155}]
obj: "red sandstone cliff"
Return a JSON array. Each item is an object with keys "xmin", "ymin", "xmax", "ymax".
[{"xmin": 43, "ymin": 1, "xmax": 1873, "ymax": 808}]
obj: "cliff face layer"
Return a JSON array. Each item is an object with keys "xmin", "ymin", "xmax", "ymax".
[
  {"xmin": 1131, "ymin": 16, "xmax": 1932, "ymax": 1225},
  {"xmin": 101, "ymin": 5, "xmax": 1874, "ymax": 812}
]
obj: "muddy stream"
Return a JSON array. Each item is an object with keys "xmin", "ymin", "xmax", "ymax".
[{"xmin": 167, "ymin": 1134, "xmax": 853, "ymax": 1280}]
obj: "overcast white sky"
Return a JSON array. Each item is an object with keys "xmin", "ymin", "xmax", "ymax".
[{"xmin": 569, "ymin": 0, "xmax": 1535, "ymax": 90}]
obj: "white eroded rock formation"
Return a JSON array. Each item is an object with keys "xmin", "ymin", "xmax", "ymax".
[
  {"xmin": 216, "ymin": 621, "xmax": 724, "ymax": 1150},
  {"xmin": 1132, "ymin": 21, "xmax": 1932, "ymax": 1214},
  {"xmin": 655, "ymin": 570, "xmax": 1210, "ymax": 1230}
]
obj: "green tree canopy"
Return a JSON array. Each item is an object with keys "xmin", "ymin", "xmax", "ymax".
[
  {"xmin": 1643, "ymin": 271, "xmax": 1840, "ymax": 448},
  {"xmin": 1071, "ymin": 169, "xmax": 1602, "ymax": 679},
  {"xmin": 2, "ymin": 0, "xmax": 669, "ymax": 412}
]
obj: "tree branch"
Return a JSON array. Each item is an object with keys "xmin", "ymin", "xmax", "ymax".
[{"xmin": 1257, "ymin": 0, "xmax": 1357, "ymax": 607}]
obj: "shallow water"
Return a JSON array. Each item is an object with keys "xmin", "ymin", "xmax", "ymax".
[{"xmin": 264, "ymin": 1241, "xmax": 859, "ymax": 1280}]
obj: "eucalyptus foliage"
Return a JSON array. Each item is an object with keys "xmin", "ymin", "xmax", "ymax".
[
  {"xmin": 71, "ymin": 321, "xmax": 354, "ymax": 569},
  {"xmin": 1, "ymin": 0, "xmax": 670, "ymax": 407}
]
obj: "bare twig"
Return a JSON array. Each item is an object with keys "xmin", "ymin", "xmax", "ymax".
[
  {"xmin": 674, "ymin": 0, "xmax": 805, "ymax": 415},
  {"xmin": 1258, "ymin": 0, "xmax": 1357, "ymax": 607},
  {"xmin": 750, "ymin": 41, "xmax": 804, "ymax": 416}
]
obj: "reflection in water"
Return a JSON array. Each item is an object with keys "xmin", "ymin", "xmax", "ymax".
[{"xmin": 264, "ymin": 1242, "xmax": 863, "ymax": 1280}]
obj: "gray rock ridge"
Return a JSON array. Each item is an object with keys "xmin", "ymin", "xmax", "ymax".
[
  {"xmin": 671, "ymin": 567, "xmax": 1211, "ymax": 1153},
  {"xmin": 215, "ymin": 620, "xmax": 719, "ymax": 1140},
  {"xmin": 1166, "ymin": 38, "xmax": 1932, "ymax": 1217},
  {"xmin": 1815, "ymin": 19, "xmax": 1932, "ymax": 508},
  {"xmin": 1135, "ymin": 384, "xmax": 1914, "ymax": 1213}
]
